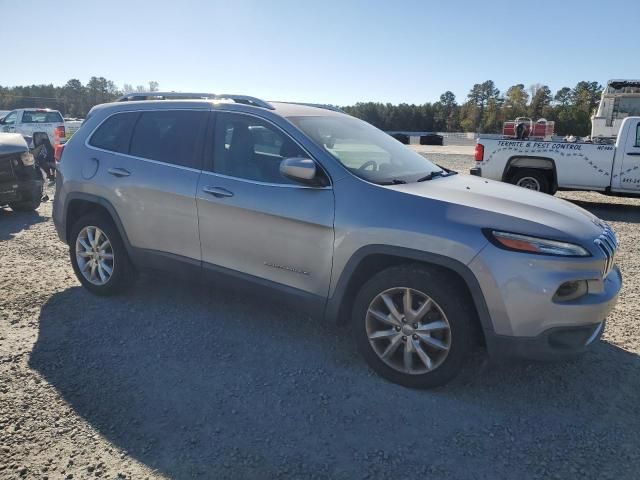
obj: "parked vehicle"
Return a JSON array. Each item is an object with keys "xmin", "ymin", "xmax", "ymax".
[
  {"xmin": 592, "ymin": 79, "xmax": 640, "ymax": 141},
  {"xmin": 471, "ymin": 116, "xmax": 640, "ymax": 196},
  {"xmin": 53, "ymin": 93, "xmax": 621, "ymax": 388},
  {"xmin": 0, "ymin": 133, "xmax": 44, "ymax": 211},
  {"xmin": 0, "ymin": 109, "xmax": 65, "ymax": 180},
  {"xmin": 0, "ymin": 108, "xmax": 65, "ymax": 146}
]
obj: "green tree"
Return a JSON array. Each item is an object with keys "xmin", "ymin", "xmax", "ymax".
[
  {"xmin": 529, "ymin": 85, "xmax": 552, "ymax": 119},
  {"xmin": 503, "ymin": 84, "xmax": 529, "ymax": 119}
]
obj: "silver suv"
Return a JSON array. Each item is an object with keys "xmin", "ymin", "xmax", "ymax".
[{"xmin": 53, "ymin": 93, "xmax": 622, "ymax": 388}]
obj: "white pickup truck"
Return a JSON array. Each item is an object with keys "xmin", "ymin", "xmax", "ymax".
[
  {"xmin": 0, "ymin": 109, "xmax": 65, "ymax": 180},
  {"xmin": 471, "ymin": 116, "xmax": 640, "ymax": 196},
  {"xmin": 0, "ymin": 108, "xmax": 66, "ymax": 147}
]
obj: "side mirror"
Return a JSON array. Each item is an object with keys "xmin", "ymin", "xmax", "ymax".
[{"xmin": 280, "ymin": 157, "xmax": 317, "ymax": 184}]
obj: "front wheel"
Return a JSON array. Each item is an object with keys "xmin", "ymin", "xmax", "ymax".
[{"xmin": 352, "ymin": 265, "xmax": 473, "ymax": 388}]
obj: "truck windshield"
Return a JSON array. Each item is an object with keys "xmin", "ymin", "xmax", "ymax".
[
  {"xmin": 288, "ymin": 115, "xmax": 442, "ymax": 184},
  {"xmin": 21, "ymin": 111, "xmax": 63, "ymax": 123}
]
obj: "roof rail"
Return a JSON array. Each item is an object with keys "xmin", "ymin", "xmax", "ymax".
[
  {"xmin": 278, "ymin": 102, "xmax": 346, "ymax": 114},
  {"xmin": 116, "ymin": 92, "xmax": 275, "ymax": 110}
]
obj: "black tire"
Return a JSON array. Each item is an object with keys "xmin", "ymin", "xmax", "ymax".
[
  {"xmin": 509, "ymin": 168, "xmax": 551, "ymax": 194},
  {"xmin": 352, "ymin": 265, "xmax": 473, "ymax": 389},
  {"xmin": 9, "ymin": 197, "xmax": 41, "ymax": 211},
  {"xmin": 69, "ymin": 213, "xmax": 136, "ymax": 295}
]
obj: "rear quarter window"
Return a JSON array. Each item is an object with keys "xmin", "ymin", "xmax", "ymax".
[
  {"xmin": 88, "ymin": 112, "xmax": 139, "ymax": 154},
  {"xmin": 636, "ymin": 123, "xmax": 640, "ymax": 147},
  {"xmin": 21, "ymin": 111, "xmax": 64, "ymax": 123}
]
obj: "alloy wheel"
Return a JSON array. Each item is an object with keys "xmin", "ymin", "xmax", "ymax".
[
  {"xmin": 75, "ymin": 226, "xmax": 115, "ymax": 286},
  {"xmin": 365, "ymin": 287, "xmax": 452, "ymax": 375}
]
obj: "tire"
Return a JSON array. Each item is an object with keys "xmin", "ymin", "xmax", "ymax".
[
  {"xmin": 352, "ymin": 265, "xmax": 473, "ymax": 388},
  {"xmin": 9, "ymin": 197, "xmax": 41, "ymax": 211},
  {"xmin": 509, "ymin": 168, "xmax": 551, "ymax": 194},
  {"xmin": 69, "ymin": 213, "xmax": 136, "ymax": 295}
]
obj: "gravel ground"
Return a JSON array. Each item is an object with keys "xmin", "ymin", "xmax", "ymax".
[{"xmin": 2, "ymin": 153, "xmax": 640, "ymax": 479}]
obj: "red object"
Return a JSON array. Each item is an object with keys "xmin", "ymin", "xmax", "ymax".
[
  {"xmin": 54, "ymin": 143, "xmax": 65, "ymax": 163},
  {"xmin": 503, "ymin": 118, "xmax": 554, "ymax": 138},
  {"xmin": 54, "ymin": 125, "xmax": 65, "ymax": 145},
  {"xmin": 474, "ymin": 143, "xmax": 484, "ymax": 162}
]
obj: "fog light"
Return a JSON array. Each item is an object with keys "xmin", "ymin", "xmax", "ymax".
[{"xmin": 553, "ymin": 280, "xmax": 588, "ymax": 302}]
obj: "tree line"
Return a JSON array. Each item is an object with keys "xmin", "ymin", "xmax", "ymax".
[
  {"xmin": 0, "ymin": 78, "xmax": 159, "ymax": 118},
  {"xmin": 1, "ymin": 77, "xmax": 602, "ymax": 136},
  {"xmin": 343, "ymin": 80, "xmax": 603, "ymax": 136}
]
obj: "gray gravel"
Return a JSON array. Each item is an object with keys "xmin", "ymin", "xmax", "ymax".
[{"xmin": 2, "ymin": 157, "xmax": 640, "ymax": 479}]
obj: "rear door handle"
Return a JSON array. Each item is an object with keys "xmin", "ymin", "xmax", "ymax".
[
  {"xmin": 626, "ymin": 152, "xmax": 640, "ymax": 156},
  {"xmin": 202, "ymin": 186, "xmax": 234, "ymax": 198},
  {"xmin": 108, "ymin": 167, "xmax": 131, "ymax": 177}
]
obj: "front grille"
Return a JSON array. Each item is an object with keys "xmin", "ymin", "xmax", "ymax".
[{"xmin": 594, "ymin": 226, "xmax": 617, "ymax": 278}]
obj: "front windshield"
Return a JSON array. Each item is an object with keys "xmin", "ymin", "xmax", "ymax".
[{"xmin": 288, "ymin": 115, "xmax": 443, "ymax": 184}]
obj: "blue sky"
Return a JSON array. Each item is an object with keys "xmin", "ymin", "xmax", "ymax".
[{"xmin": 3, "ymin": 0, "xmax": 638, "ymax": 105}]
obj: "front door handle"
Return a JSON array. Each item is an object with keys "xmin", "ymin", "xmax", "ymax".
[
  {"xmin": 202, "ymin": 186, "xmax": 234, "ymax": 198},
  {"xmin": 108, "ymin": 167, "xmax": 131, "ymax": 177}
]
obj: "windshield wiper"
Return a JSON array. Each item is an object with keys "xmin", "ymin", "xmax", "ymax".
[
  {"xmin": 417, "ymin": 171, "xmax": 445, "ymax": 182},
  {"xmin": 378, "ymin": 179, "xmax": 407, "ymax": 185},
  {"xmin": 416, "ymin": 170, "xmax": 457, "ymax": 182}
]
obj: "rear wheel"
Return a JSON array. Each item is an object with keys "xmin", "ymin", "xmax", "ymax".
[
  {"xmin": 352, "ymin": 265, "xmax": 473, "ymax": 388},
  {"xmin": 509, "ymin": 168, "xmax": 551, "ymax": 194},
  {"xmin": 69, "ymin": 213, "xmax": 136, "ymax": 295}
]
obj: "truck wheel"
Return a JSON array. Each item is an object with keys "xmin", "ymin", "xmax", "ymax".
[
  {"xmin": 9, "ymin": 198, "xmax": 41, "ymax": 212},
  {"xmin": 69, "ymin": 213, "xmax": 136, "ymax": 295},
  {"xmin": 352, "ymin": 265, "xmax": 472, "ymax": 388},
  {"xmin": 510, "ymin": 169, "xmax": 551, "ymax": 194}
]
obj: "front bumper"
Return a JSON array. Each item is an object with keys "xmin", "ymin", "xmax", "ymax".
[
  {"xmin": 0, "ymin": 178, "xmax": 42, "ymax": 205},
  {"xmin": 469, "ymin": 238, "xmax": 622, "ymax": 360},
  {"xmin": 485, "ymin": 321, "xmax": 605, "ymax": 360}
]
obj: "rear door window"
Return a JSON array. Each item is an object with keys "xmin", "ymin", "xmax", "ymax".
[
  {"xmin": 129, "ymin": 110, "xmax": 206, "ymax": 169},
  {"xmin": 635, "ymin": 123, "xmax": 640, "ymax": 147},
  {"xmin": 89, "ymin": 112, "xmax": 138, "ymax": 154},
  {"xmin": 21, "ymin": 111, "xmax": 64, "ymax": 123}
]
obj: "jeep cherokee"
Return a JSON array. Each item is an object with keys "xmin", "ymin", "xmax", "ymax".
[{"xmin": 53, "ymin": 93, "xmax": 622, "ymax": 388}]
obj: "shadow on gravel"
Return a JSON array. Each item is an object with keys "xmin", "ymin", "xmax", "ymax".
[
  {"xmin": 30, "ymin": 278, "xmax": 640, "ymax": 479},
  {"xmin": 568, "ymin": 199, "xmax": 640, "ymax": 224},
  {"xmin": 0, "ymin": 207, "xmax": 48, "ymax": 241}
]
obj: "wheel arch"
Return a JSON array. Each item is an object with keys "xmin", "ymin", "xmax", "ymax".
[
  {"xmin": 325, "ymin": 245, "xmax": 494, "ymax": 341},
  {"xmin": 502, "ymin": 155, "xmax": 558, "ymax": 191},
  {"xmin": 64, "ymin": 193, "xmax": 133, "ymax": 256}
]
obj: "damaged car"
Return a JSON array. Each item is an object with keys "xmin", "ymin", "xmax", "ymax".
[{"xmin": 0, "ymin": 133, "xmax": 44, "ymax": 211}]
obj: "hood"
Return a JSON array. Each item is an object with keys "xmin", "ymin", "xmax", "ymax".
[
  {"xmin": 0, "ymin": 133, "xmax": 29, "ymax": 155},
  {"xmin": 389, "ymin": 174, "xmax": 606, "ymax": 242}
]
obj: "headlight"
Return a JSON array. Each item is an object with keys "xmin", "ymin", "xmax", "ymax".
[
  {"xmin": 487, "ymin": 230, "xmax": 590, "ymax": 257},
  {"xmin": 20, "ymin": 152, "xmax": 35, "ymax": 166}
]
